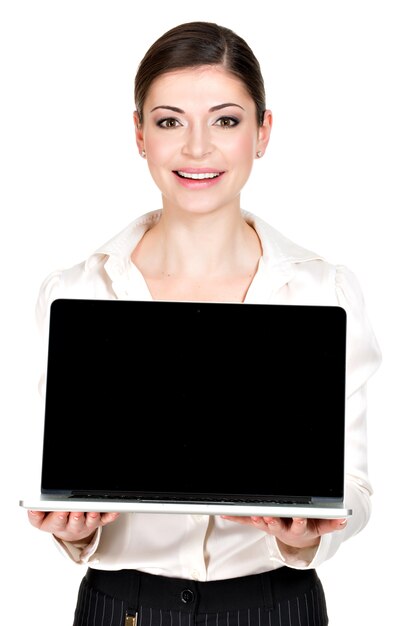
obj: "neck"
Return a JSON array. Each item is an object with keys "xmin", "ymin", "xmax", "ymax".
[{"xmin": 133, "ymin": 208, "xmax": 261, "ymax": 280}]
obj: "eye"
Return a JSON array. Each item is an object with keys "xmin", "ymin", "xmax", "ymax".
[
  {"xmin": 214, "ymin": 116, "xmax": 239, "ymax": 128},
  {"xmin": 157, "ymin": 117, "xmax": 182, "ymax": 129}
]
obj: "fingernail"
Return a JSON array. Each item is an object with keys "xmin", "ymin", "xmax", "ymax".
[{"xmin": 339, "ymin": 519, "xmax": 347, "ymax": 526}]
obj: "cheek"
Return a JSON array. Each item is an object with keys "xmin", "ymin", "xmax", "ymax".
[
  {"xmin": 226, "ymin": 133, "xmax": 257, "ymax": 163},
  {"xmin": 143, "ymin": 128, "xmax": 176, "ymax": 164},
  {"xmin": 146, "ymin": 141, "xmax": 173, "ymax": 165}
]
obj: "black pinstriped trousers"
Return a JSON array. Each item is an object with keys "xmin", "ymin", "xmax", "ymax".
[{"xmin": 73, "ymin": 567, "xmax": 328, "ymax": 626}]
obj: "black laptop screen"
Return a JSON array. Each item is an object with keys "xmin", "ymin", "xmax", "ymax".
[{"xmin": 41, "ymin": 299, "xmax": 347, "ymax": 501}]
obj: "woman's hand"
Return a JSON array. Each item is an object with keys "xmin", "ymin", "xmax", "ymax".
[
  {"xmin": 221, "ymin": 515, "xmax": 347, "ymax": 551},
  {"xmin": 27, "ymin": 510, "xmax": 120, "ymax": 544}
]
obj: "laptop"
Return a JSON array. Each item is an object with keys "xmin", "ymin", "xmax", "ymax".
[{"xmin": 20, "ymin": 298, "xmax": 351, "ymax": 519}]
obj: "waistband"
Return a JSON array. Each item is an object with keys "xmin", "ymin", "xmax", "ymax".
[{"xmin": 85, "ymin": 567, "xmax": 319, "ymax": 612}]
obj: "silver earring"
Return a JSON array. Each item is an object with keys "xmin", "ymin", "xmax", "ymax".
[
  {"xmin": 141, "ymin": 149, "xmax": 146, "ymax": 158},
  {"xmin": 256, "ymin": 150, "xmax": 263, "ymax": 158}
]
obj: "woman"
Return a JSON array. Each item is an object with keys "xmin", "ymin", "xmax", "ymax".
[{"xmin": 28, "ymin": 21, "xmax": 381, "ymax": 626}]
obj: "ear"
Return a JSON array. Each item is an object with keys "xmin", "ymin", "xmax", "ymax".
[
  {"xmin": 133, "ymin": 111, "xmax": 145, "ymax": 154},
  {"xmin": 256, "ymin": 109, "xmax": 273, "ymax": 157}
]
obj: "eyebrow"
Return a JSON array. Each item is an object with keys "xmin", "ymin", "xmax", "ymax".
[{"xmin": 149, "ymin": 103, "xmax": 245, "ymax": 114}]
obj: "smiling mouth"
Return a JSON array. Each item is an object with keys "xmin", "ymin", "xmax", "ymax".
[{"xmin": 175, "ymin": 170, "xmax": 223, "ymax": 180}]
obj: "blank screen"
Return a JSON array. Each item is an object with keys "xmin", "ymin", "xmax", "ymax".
[{"xmin": 41, "ymin": 299, "xmax": 347, "ymax": 501}]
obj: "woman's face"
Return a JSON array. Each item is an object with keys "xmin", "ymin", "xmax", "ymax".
[{"xmin": 134, "ymin": 65, "xmax": 272, "ymax": 216}]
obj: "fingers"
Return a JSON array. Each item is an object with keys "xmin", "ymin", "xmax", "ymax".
[
  {"xmin": 66, "ymin": 512, "xmax": 95, "ymax": 534},
  {"xmin": 315, "ymin": 518, "xmax": 347, "ymax": 535},
  {"xmin": 100, "ymin": 512, "xmax": 120, "ymax": 525},
  {"xmin": 81, "ymin": 512, "xmax": 120, "ymax": 531},
  {"xmin": 220, "ymin": 515, "xmax": 254, "ymax": 525},
  {"xmin": 220, "ymin": 515, "xmax": 288, "ymax": 534},
  {"xmin": 27, "ymin": 510, "xmax": 47, "ymax": 528},
  {"xmin": 27, "ymin": 510, "xmax": 69, "ymax": 532},
  {"xmin": 27, "ymin": 510, "xmax": 120, "ymax": 541},
  {"xmin": 46, "ymin": 511, "xmax": 73, "ymax": 534},
  {"xmin": 287, "ymin": 517, "xmax": 309, "ymax": 536},
  {"xmin": 221, "ymin": 515, "xmax": 348, "ymax": 551},
  {"xmin": 264, "ymin": 516, "xmax": 347, "ymax": 534}
]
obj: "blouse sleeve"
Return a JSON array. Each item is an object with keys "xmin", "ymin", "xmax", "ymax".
[
  {"xmin": 34, "ymin": 269, "xmax": 105, "ymax": 564},
  {"xmin": 277, "ymin": 264, "xmax": 382, "ymax": 569},
  {"xmin": 34, "ymin": 270, "xmax": 65, "ymax": 397}
]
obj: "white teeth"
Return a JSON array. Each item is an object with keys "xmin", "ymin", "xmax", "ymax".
[{"xmin": 177, "ymin": 171, "xmax": 220, "ymax": 180}]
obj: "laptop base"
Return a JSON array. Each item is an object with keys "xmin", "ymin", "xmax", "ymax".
[{"xmin": 20, "ymin": 496, "xmax": 352, "ymax": 519}]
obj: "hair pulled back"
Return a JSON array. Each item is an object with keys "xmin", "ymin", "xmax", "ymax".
[{"xmin": 134, "ymin": 21, "xmax": 266, "ymax": 125}]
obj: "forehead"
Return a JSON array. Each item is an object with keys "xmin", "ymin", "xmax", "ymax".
[{"xmin": 144, "ymin": 65, "xmax": 253, "ymax": 109}]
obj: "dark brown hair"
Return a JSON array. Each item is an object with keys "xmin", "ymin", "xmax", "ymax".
[{"xmin": 134, "ymin": 21, "xmax": 266, "ymax": 125}]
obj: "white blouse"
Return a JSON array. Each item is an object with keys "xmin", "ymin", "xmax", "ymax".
[{"xmin": 35, "ymin": 210, "xmax": 382, "ymax": 580}]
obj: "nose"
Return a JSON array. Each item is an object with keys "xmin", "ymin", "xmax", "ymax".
[{"xmin": 181, "ymin": 122, "xmax": 213, "ymax": 159}]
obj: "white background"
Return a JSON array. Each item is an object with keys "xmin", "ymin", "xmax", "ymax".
[{"xmin": 1, "ymin": 1, "xmax": 417, "ymax": 624}]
